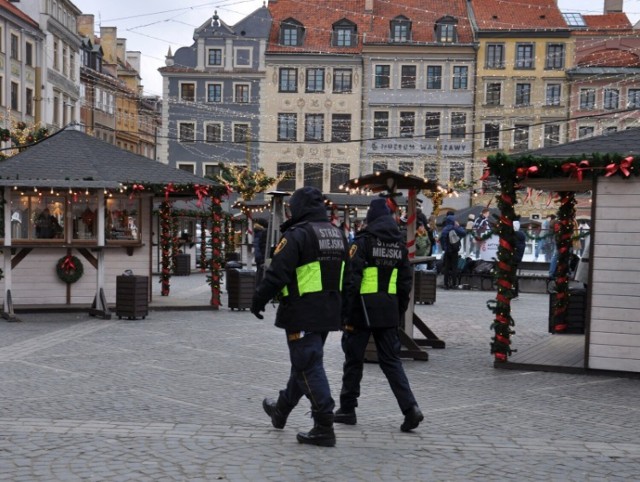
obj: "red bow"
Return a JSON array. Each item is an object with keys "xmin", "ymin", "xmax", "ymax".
[
  {"xmin": 164, "ymin": 183, "xmax": 177, "ymax": 200},
  {"xmin": 516, "ymin": 165, "xmax": 538, "ymax": 179},
  {"xmin": 61, "ymin": 255, "xmax": 75, "ymax": 274},
  {"xmin": 561, "ymin": 160, "xmax": 590, "ymax": 182},
  {"xmin": 130, "ymin": 183, "xmax": 145, "ymax": 200},
  {"xmin": 605, "ymin": 156, "xmax": 634, "ymax": 178},
  {"xmin": 194, "ymin": 184, "xmax": 209, "ymax": 207}
]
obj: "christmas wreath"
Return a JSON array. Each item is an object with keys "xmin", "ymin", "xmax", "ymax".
[{"xmin": 56, "ymin": 255, "xmax": 84, "ymax": 284}]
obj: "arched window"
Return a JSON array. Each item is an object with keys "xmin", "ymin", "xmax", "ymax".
[
  {"xmin": 435, "ymin": 16, "xmax": 457, "ymax": 43},
  {"xmin": 332, "ymin": 19, "xmax": 357, "ymax": 47},
  {"xmin": 390, "ymin": 15, "xmax": 411, "ymax": 43},
  {"xmin": 280, "ymin": 18, "xmax": 304, "ymax": 46}
]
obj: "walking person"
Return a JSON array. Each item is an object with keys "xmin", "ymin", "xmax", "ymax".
[
  {"xmin": 251, "ymin": 187, "xmax": 349, "ymax": 447},
  {"xmin": 512, "ymin": 220, "xmax": 526, "ymax": 299},
  {"xmin": 440, "ymin": 213, "xmax": 467, "ymax": 290},
  {"xmin": 335, "ymin": 198, "xmax": 424, "ymax": 432}
]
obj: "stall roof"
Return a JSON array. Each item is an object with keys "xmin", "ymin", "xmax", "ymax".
[
  {"xmin": 324, "ymin": 192, "xmax": 389, "ymax": 209},
  {"xmin": 0, "ymin": 126, "xmax": 220, "ymax": 191},
  {"xmin": 342, "ymin": 170, "xmax": 439, "ymax": 192}
]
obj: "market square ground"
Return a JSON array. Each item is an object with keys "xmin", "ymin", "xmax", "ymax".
[{"xmin": 0, "ymin": 273, "xmax": 639, "ymax": 481}]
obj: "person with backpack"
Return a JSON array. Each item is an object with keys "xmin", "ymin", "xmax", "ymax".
[
  {"xmin": 440, "ymin": 213, "xmax": 467, "ymax": 290},
  {"xmin": 472, "ymin": 208, "xmax": 491, "ymax": 259}
]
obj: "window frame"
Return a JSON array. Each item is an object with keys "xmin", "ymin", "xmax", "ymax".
[
  {"xmin": 277, "ymin": 113, "xmax": 297, "ymax": 141},
  {"xmin": 513, "ymin": 124, "xmax": 530, "ymax": 151},
  {"xmin": 277, "ymin": 162, "xmax": 296, "ymax": 191},
  {"xmin": 579, "ymin": 88, "xmax": 596, "ymax": 110},
  {"xmin": 178, "ymin": 121, "xmax": 196, "ymax": 143},
  {"xmin": 604, "ymin": 88, "xmax": 619, "ymax": 110},
  {"xmin": 207, "ymin": 47, "xmax": 223, "ymax": 66},
  {"xmin": 450, "ymin": 112, "xmax": 466, "ymax": 139},
  {"xmin": 390, "ymin": 16, "xmax": 411, "ymax": 43},
  {"xmin": 546, "ymin": 83, "xmax": 562, "ymax": 106},
  {"xmin": 628, "ymin": 88, "xmax": 640, "ymax": 108},
  {"xmin": 515, "ymin": 82, "xmax": 531, "ymax": 107},
  {"xmin": 426, "ymin": 65, "xmax": 442, "ymax": 90},
  {"xmin": 425, "ymin": 112, "xmax": 441, "ymax": 138},
  {"xmin": 483, "ymin": 123, "xmax": 500, "ymax": 149},
  {"xmin": 515, "ymin": 43, "xmax": 535, "ymax": 69},
  {"xmin": 304, "ymin": 113, "xmax": 325, "ymax": 142},
  {"xmin": 333, "ymin": 68, "xmax": 352, "ymax": 93},
  {"xmin": 233, "ymin": 123, "xmax": 250, "ymax": 143},
  {"xmin": 279, "ymin": 67, "xmax": 298, "ymax": 93},
  {"xmin": 486, "ymin": 43, "xmax": 505, "ymax": 69},
  {"xmin": 179, "ymin": 82, "xmax": 196, "ymax": 102},
  {"xmin": 206, "ymin": 82, "xmax": 223, "ymax": 103},
  {"xmin": 452, "ymin": 66, "xmax": 468, "ymax": 90},
  {"xmin": 306, "ymin": 67, "xmax": 325, "ymax": 93},
  {"xmin": 233, "ymin": 83, "xmax": 250, "ymax": 103},
  {"xmin": 281, "ymin": 18, "xmax": 304, "ymax": 46},
  {"xmin": 545, "ymin": 43, "xmax": 565, "ymax": 70},
  {"xmin": 399, "ymin": 111, "xmax": 415, "ymax": 138},
  {"xmin": 544, "ymin": 124, "xmax": 561, "ymax": 147},
  {"xmin": 401, "ymin": 65, "xmax": 417, "ymax": 89},
  {"xmin": 204, "ymin": 122, "xmax": 222, "ymax": 143},
  {"xmin": 233, "ymin": 47, "xmax": 252, "ymax": 68},
  {"xmin": 374, "ymin": 64, "xmax": 391, "ymax": 89},
  {"xmin": 436, "ymin": 21, "xmax": 456, "ymax": 43},
  {"xmin": 485, "ymin": 82, "xmax": 502, "ymax": 106},
  {"xmin": 373, "ymin": 111, "xmax": 389, "ymax": 139},
  {"xmin": 331, "ymin": 114, "xmax": 351, "ymax": 142},
  {"xmin": 10, "ymin": 32, "xmax": 19, "ymax": 60},
  {"xmin": 332, "ymin": 21, "xmax": 356, "ymax": 47}
]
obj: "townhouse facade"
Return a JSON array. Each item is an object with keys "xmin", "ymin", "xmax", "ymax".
[
  {"xmin": 158, "ymin": 6, "xmax": 271, "ymax": 176},
  {"xmin": 0, "ymin": 0, "xmax": 44, "ymax": 128},
  {"xmin": 469, "ymin": 0, "xmax": 573, "ymax": 183},
  {"xmin": 361, "ymin": 0, "xmax": 476, "ymax": 208}
]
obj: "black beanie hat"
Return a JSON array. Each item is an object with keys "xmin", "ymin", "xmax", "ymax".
[{"xmin": 366, "ymin": 198, "xmax": 391, "ymax": 223}]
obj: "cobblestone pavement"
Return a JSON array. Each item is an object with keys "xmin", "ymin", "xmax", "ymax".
[{"xmin": 1, "ymin": 275, "xmax": 640, "ymax": 481}]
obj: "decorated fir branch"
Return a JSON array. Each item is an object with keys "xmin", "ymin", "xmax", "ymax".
[
  {"xmin": 199, "ymin": 214, "xmax": 209, "ymax": 273},
  {"xmin": 215, "ymin": 163, "xmax": 281, "ymax": 201},
  {"xmin": 171, "ymin": 211, "xmax": 180, "ymax": 273},
  {"xmin": 159, "ymin": 201, "xmax": 173, "ymax": 296},
  {"xmin": 224, "ymin": 212, "xmax": 236, "ymax": 260},
  {"xmin": 56, "ymin": 255, "xmax": 84, "ymax": 284},
  {"xmin": 207, "ymin": 195, "xmax": 226, "ymax": 308}
]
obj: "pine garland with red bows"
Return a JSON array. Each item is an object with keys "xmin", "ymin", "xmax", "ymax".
[{"xmin": 159, "ymin": 201, "xmax": 173, "ymax": 296}]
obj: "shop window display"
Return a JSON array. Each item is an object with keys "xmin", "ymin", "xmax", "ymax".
[{"xmin": 106, "ymin": 197, "xmax": 140, "ymax": 241}]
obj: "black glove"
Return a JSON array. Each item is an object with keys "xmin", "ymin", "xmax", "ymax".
[{"xmin": 251, "ymin": 297, "xmax": 265, "ymax": 320}]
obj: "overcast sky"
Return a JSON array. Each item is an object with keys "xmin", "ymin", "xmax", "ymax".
[{"xmin": 71, "ymin": 0, "xmax": 640, "ymax": 97}]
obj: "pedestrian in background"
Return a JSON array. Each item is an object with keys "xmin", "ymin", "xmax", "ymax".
[
  {"xmin": 440, "ymin": 213, "xmax": 467, "ymax": 290},
  {"xmin": 512, "ymin": 219, "xmax": 526, "ymax": 299},
  {"xmin": 251, "ymin": 187, "xmax": 349, "ymax": 447},
  {"xmin": 335, "ymin": 197, "xmax": 424, "ymax": 432}
]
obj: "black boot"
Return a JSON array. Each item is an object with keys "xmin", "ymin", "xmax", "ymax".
[
  {"xmin": 334, "ymin": 407, "xmax": 357, "ymax": 425},
  {"xmin": 263, "ymin": 397, "xmax": 291, "ymax": 429},
  {"xmin": 400, "ymin": 405, "xmax": 424, "ymax": 432},
  {"xmin": 296, "ymin": 413, "xmax": 336, "ymax": 447}
]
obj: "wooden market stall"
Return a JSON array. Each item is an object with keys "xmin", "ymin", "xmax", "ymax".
[
  {"xmin": 484, "ymin": 128, "xmax": 640, "ymax": 375},
  {"xmin": 0, "ymin": 127, "xmax": 222, "ymax": 320}
]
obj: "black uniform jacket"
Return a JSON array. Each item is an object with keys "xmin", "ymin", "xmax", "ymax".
[
  {"xmin": 343, "ymin": 214, "xmax": 412, "ymax": 330},
  {"xmin": 253, "ymin": 192, "xmax": 349, "ymax": 333}
]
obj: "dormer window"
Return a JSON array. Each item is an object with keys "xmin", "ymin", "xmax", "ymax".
[
  {"xmin": 391, "ymin": 16, "xmax": 411, "ymax": 43},
  {"xmin": 280, "ymin": 18, "xmax": 304, "ymax": 46},
  {"xmin": 332, "ymin": 19, "xmax": 357, "ymax": 47},
  {"xmin": 436, "ymin": 16, "xmax": 457, "ymax": 43}
]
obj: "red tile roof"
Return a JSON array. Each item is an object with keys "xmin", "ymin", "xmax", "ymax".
[
  {"xmin": 471, "ymin": 0, "xmax": 567, "ymax": 31},
  {"xmin": 0, "ymin": 0, "xmax": 40, "ymax": 29},
  {"xmin": 578, "ymin": 48, "xmax": 640, "ymax": 68},
  {"xmin": 582, "ymin": 13, "xmax": 632, "ymax": 30},
  {"xmin": 266, "ymin": 0, "xmax": 474, "ymax": 54}
]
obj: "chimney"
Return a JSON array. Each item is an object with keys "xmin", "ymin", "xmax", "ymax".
[
  {"xmin": 100, "ymin": 27, "xmax": 117, "ymax": 64},
  {"xmin": 126, "ymin": 51, "xmax": 141, "ymax": 74},
  {"xmin": 604, "ymin": 0, "xmax": 623, "ymax": 13},
  {"xmin": 365, "ymin": 0, "xmax": 373, "ymax": 12},
  {"xmin": 116, "ymin": 38, "xmax": 127, "ymax": 63},
  {"xmin": 77, "ymin": 14, "xmax": 95, "ymax": 42}
]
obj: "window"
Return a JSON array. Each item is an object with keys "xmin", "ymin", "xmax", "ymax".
[
  {"xmin": 486, "ymin": 82, "xmax": 501, "ymax": 105},
  {"xmin": 451, "ymin": 112, "xmax": 466, "ymax": 139},
  {"xmin": 373, "ymin": 161, "xmax": 388, "ymax": 172},
  {"xmin": 400, "ymin": 111, "xmax": 415, "ymax": 138},
  {"xmin": 208, "ymin": 48, "xmax": 222, "ymax": 66},
  {"xmin": 628, "ymin": 89, "xmax": 640, "ymax": 108},
  {"xmin": 234, "ymin": 84, "xmax": 250, "ymax": 103},
  {"xmin": 330, "ymin": 163, "xmax": 350, "ymax": 192},
  {"xmin": 179, "ymin": 122, "xmax": 195, "ymax": 142},
  {"xmin": 546, "ymin": 83, "xmax": 562, "ymax": 106},
  {"xmin": 580, "ymin": 89, "xmax": 596, "ymax": 109},
  {"xmin": 53, "ymin": 40, "xmax": 59, "ymax": 70},
  {"xmin": 373, "ymin": 111, "xmax": 389, "ymax": 139},
  {"xmin": 305, "ymin": 163, "xmax": 323, "ymax": 191},
  {"xmin": 70, "ymin": 53, "xmax": 75, "ymax": 81},
  {"xmin": 544, "ymin": 124, "xmax": 561, "ymax": 147},
  {"xmin": 71, "ymin": 196, "xmax": 98, "ymax": 240},
  {"xmin": 106, "ymin": 197, "xmax": 141, "ymax": 242},
  {"xmin": 331, "ymin": 114, "xmax": 351, "ymax": 142},
  {"xmin": 399, "ymin": 161, "xmax": 413, "ymax": 174},
  {"xmin": 26, "ymin": 88, "xmax": 33, "ymax": 116},
  {"xmin": 178, "ymin": 163, "xmax": 195, "ymax": 174},
  {"xmin": 486, "ymin": 44, "xmax": 505, "ymax": 68},
  {"xmin": 277, "ymin": 162, "xmax": 296, "ymax": 191},
  {"xmin": 483, "ymin": 123, "xmax": 500, "ymax": 149},
  {"xmin": 10, "ymin": 33, "xmax": 18, "ymax": 60},
  {"xmin": 279, "ymin": 68, "xmax": 298, "ymax": 93},
  {"xmin": 452, "ymin": 66, "xmax": 468, "ymax": 90},
  {"xmin": 25, "ymin": 41, "xmax": 33, "ymax": 66},
  {"xmin": 515, "ymin": 83, "xmax": 531, "ymax": 106},
  {"xmin": 545, "ymin": 43, "xmax": 565, "ymax": 69},
  {"xmin": 204, "ymin": 164, "xmax": 221, "ymax": 179},
  {"xmin": 578, "ymin": 126, "xmax": 594, "ymax": 138},
  {"xmin": 425, "ymin": 112, "xmax": 440, "ymax": 138},
  {"xmin": 233, "ymin": 124, "xmax": 249, "ymax": 143},
  {"xmin": 332, "ymin": 21, "xmax": 356, "ymax": 47},
  {"xmin": 180, "ymin": 83, "xmax": 195, "ymax": 102},
  {"xmin": 0, "ymin": 76, "xmax": 3, "ymax": 106},
  {"xmin": 234, "ymin": 47, "xmax": 252, "ymax": 67},
  {"xmin": 374, "ymin": 65, "xmax": 390, "ymax": 89},
  {"xmin": 401, "ymin": 65, "xmax": 416, "ymax": 89},
  {"xmin": 10, "ymin": 82, "xmax": 18, "ymax": 111},
  {"xmin": 207, "ymin": 83, "xmax": 222, "ymax": 103},
  {"xmin": 424, "ymin": 161, "xmax": 437, "ymax": 181},
  {"xmin": 515, "ymin": 43, "xmax": 534, "ymax": 69},
  {"xmin": 513, "ymin": 124, "xmax": 529, "ymax": 151},
  {"xmin": 427, "ymin": 66, "xmax": 442, "ymax": 89},
  {"xmin": 333, "ymin": 69, "xmax": 352, "ymax": 93},
  {"xmin": 436, "ymin": 18, "xmax": 457, "ymax": 43},
  {"xmin": 205, "ymin": 123, "xmax": 222, "ymax": 143},
  {"xmin": 278, "ymin": 113, "xmax": 297, "ymax": 141},
  {"xmin": 305, "ymin": 114, "xmax": 324, "ymax": 141},
  {"xmin": 281, "ymin": 19, "xmax": 304, "ymax": 46},
  {"xmin": 306, "ymin": 68, "xmax": 325, "ymax": 93},
  {"xmin": 604, "ymin": 89, "xmax": 619, "ymax": 110},
  {"xmin": 391, "ymin": 16, "xmax": 411, "ymax": 42}
]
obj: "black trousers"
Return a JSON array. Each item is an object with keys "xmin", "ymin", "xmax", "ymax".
[
  {"xmin": 340, "ymin": 327, "xmax": 417, "ymax": 414},
  {"xmin": 279, "ymin": 331, "xmax": 335, "ymax": 416},
  {"xmin": 443, "ymin": 250, "xmax": 460, "ymax": 288}
]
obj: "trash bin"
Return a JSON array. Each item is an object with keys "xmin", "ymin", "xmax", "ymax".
[
  {"xmin": 548, "ymin": 288, "xmax": 586, "ymax": 334},
  {"xmin": 116, "ymin": 275, "xmax": 149, "ymax": 320},
  {"xmin": 174, "ymin": 253, "xmax": 191, "ymax": 276},
  {"xmin": 414, "ymin": 270, "xmax": 437, "ymax": 304},
  {"xmin": 226, "ymin": 268, "xmax": 256, "ymax": 310}
]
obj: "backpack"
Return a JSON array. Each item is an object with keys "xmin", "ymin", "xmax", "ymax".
[{"xmin": 448, "ymin": 229, "xmax": 461, "ymax": 252}]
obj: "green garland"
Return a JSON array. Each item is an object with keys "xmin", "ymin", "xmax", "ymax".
[{"xmin": 56, "ymin": 255, "xmax": 84, "ymax": 284}]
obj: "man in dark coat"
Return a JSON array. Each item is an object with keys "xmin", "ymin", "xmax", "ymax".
[
  {"xmin": 513, "ymin": 219, "xmax": 527, "ymax": 299},
  {"xmin": 440, "ymin": 214, "xmax": 467, "ymax": 289},
  {"xmin": 335, "ymin": 197, "xmax": 424, "ymax": 432},
  {"xmin": 251, "ymin": 187, "xmax": 349, "ymax": 447}
]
